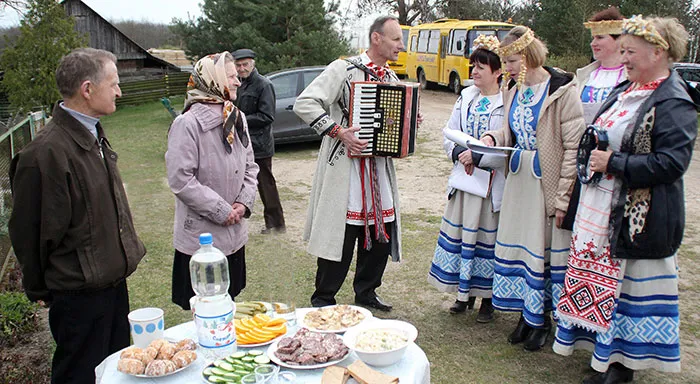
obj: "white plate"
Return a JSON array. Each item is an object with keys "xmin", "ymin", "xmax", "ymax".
[
  {"xmin": 118, "ymin": 346, "xmax": 199, "ymax": 378},
  {"xmin": 266, "ymin": 337, "xmax": 349, "ymax": 370},
  {"xmin": 238, "ymin": 333, "xmax": 285, "ymax": 348},
  {"xmin": 297, "ymin": 305, "xmax": 373, "ymax": 333}
]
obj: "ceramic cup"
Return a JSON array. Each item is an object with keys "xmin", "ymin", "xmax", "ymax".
[{"xmin": 127, "ymin": 307, "xmax": 164, "ymax": 348}]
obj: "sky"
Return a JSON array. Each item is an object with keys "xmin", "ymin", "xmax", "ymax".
[{"xmin": 0, "ymin": 0, "xmax": 205, "ymax": 27}]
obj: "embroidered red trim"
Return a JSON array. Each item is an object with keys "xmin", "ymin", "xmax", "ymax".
[
  {"xmin": 328, "ymin": 124, "xmax": 341, "ymax": 138},
  {"xmin": 346, "ymin": 208, "xmax": 396, "ymax": 221}
]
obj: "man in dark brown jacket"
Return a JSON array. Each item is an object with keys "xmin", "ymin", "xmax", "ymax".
[{"xmin": 8, "ymin": 48, "xmax": 146, "ymax": 384}]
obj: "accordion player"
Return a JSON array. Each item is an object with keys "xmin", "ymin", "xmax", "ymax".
[{"xmin": 348, "ymin": 81, "xmax": 419, "ymax": 158}]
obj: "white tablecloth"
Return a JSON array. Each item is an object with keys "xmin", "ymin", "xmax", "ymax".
[{"xmin": 95, "ymin": 318, "xmax": 430, "ymax": 384}]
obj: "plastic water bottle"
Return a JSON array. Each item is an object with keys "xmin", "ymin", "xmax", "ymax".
[{"xmin": 190, "ymin": 233, "xmax": 237, "ymax": 359}]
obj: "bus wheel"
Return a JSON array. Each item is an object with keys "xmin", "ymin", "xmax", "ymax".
[
  {"xmin": 418, "ymin": 69, "xmax": 428, "ymax": 90},
  {"xmin": 452, "ymin": 74, "xmax": 462, "ymax": 94}
]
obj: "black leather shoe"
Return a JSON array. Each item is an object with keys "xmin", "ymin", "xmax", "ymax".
[
  {"xmin": 355, "ymin": 296, "xmax": 392, "ymax": 312},
  {"xmin": 449, "ymin": 297, "xmax": 475, "ymax": 314},
  {"xmin": 508, "ymin": 315, "xmax": 532, "ymax": 344},
  {"xmin": 523, "ymin": 319, "xmax": 551, "ymax": 351},
  {"xmin": 582, "ymin": 363, "xmax": 634, "ymax": 384},
  {"xmin": 476, "ymin": 298, "xmax": 494, "ymax": 323}
]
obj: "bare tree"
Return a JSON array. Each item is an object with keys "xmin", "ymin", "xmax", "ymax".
[
  {"xmin": 356, "ymin": 0, "xmax": 446, "ymax": 25},
  {"xmin": 0, "ymin": 0, "xmax": 25, "ymax": 12}
]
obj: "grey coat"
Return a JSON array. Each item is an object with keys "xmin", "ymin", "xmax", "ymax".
[
  {"xmin": 293, "ymin": 58, "xmax": 403, "ymax": 262},
  {"xmin": 166, "ymin": 103, "xmax": 259, "ymax": 255}
]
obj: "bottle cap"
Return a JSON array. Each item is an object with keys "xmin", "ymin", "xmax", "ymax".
[{"xmin": 199, "ymin": 233, "xmax": 213, "ymax": 245}]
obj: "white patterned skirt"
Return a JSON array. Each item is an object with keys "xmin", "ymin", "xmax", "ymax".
[
  {"xmin": 553, "ymin": 255, "xmax": 681, "ymax": 373},
  {"xmin": 428, "ymin": 189, "xmax": 499, "ymax": 301},
  {"xmin": 491, "ymin": 150, "xmax": 571, "ymax": 328}
]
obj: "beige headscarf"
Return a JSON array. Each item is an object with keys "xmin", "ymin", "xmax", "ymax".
[{"xmin": 184, "ymin": 51, "xmax": 247, "ymax": 152}]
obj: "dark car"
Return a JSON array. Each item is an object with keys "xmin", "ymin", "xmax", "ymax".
[
  {"xmin": 266, "ymin": 66, "xmax": 326, "ymax": 144},
  {"xmin": 673, "ymin": 62, "xmax": 700, "ymax": 91}
]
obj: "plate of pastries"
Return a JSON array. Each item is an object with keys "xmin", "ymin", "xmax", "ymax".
[{"xmin": 117, "ymin": 338, "xmax": 198, "ymax": 377}]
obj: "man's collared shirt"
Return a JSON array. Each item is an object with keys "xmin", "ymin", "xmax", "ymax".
[{"xmin": 60, "ymin": 102, "xmax": 99, "ymax": 139}]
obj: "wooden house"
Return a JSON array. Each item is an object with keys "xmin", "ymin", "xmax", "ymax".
[{"xmin": 61, "ymin": 0, "xmax": 181, "ymax": 80}]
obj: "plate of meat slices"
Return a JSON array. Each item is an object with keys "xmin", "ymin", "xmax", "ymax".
[
  {"xmin": 298, "ymin": 305, "xmax": 372, "ymax": 333},
  {"xmin": 267, "ymin": 328, "xmax": 350, "ymax": 370}
]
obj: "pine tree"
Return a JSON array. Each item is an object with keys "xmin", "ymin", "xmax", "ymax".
[
  {"xmin": 0, "ymin": 0, "xmax": 86, "ymax": 113},
  {"xmin": 170, "ymin": 0, "xmax": 350, "ymax": 73}
]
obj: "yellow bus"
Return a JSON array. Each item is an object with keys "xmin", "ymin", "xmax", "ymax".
[
  {"xmin": 405, "ymin": 19, "xmax": 514, "ymax": 93},
  {"xmin": 387, "ymin": 25, "xmax": 410, "ymax": 78}
]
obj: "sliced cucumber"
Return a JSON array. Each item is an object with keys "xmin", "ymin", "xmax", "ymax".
[
  {"xmin": 207, "ymin": 375, "xmax": 233, "ymax": 383},
  {"xmin": 202, "ymin": 367, "xmax": 214, "ymax": 376},
  {"xmin": 222, "ymin": 371, "xmax": 242, "ymax": 379},
  {"xmin": 234, "ymin": 369, "xmax": 251, "ymax": 376},
  {"xmin": 210, "ymin": 367, "xmax": 231, "ymax": 376},
  {"xmin": 253, "ymin": 355, "xmax": 270, "ymax": 364},
  {"xmin": 247, "ymin": 350, "xmax": 264, "ymax": 356},
  {"xmin": 213, "ymin": 360, "xmax": 235, "ymax": 371},
  {"xmin": 241, "ymin": 356, "xmax": 255, "ymax": 362},
  {"xmin": 230, "ymin": 351, "xmax": 247, "ymax": 359}
]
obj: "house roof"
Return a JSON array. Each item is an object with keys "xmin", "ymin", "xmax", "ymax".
[{"xmin": 61, "ymin": 0, "xmax": 179, "ymax": 71}]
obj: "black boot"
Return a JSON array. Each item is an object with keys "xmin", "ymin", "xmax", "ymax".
[
  {"xmin": 449, "ymin": 297, "xmax": 475, "ymax": 314},
  {"xmin": 476, "ymin": 298, "xmax": 494, "ymax": 323},
  {"xmin": 582, "ymin": 363, "xmax": 634, "ymax": 384},
  {"xmin": 508, "ymin": 315, "xmax": 532, "ymax": 344},
  {"xmin": 523, "ymin": 315, "xmax": 552, "ymax": 351}
]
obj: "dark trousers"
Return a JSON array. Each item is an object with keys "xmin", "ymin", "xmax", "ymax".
[
  {"xmin": 311, "ymin": 223, "xmax": 393, "ymax": 307},
  {"xmin": 172, "ymin": 247, "xmax": 247, "ymax": 310},
  {"xmin": 255, "ymin": 157, "xmax": 285, "ymax": 229},
  {"xmin": 48, "ymin": 280, "xmax": 130, "ymax": 384}
]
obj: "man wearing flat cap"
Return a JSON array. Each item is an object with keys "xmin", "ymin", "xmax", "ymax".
[{"xmin": 232, "ymin": 48, "xmax": 286, "ymax": 234}]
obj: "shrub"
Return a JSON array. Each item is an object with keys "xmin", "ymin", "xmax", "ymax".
[{"xmin": 0, "ymin": 291, "xmax": 40, "ymax": 347}]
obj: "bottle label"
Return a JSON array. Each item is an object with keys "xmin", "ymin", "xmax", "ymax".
[{"xmin": 194, "ymin": 309, "xmax": 237, "ymax": 349}]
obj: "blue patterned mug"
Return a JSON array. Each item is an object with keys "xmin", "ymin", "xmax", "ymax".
[{"xmin": 127, "ymin": 307, "xmax": 164, "ymax": 348}]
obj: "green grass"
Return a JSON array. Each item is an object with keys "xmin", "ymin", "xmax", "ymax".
[{"xmin": 99, "ymin": 98, "xmax": 700, "ymax": 384}]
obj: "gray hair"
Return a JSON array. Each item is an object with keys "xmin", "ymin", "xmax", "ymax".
[
  {"xmin": 368, "ymin": 16, "xmax": 399, "ymax": 45},
  {"xmin": 55, "ymin": 48, "xmax": 117, "ymax": 98}
]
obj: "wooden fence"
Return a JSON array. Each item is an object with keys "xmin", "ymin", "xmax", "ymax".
[
  {"xmin": 117, "ymin": 72, "xmax": 191, "ymax": 106},
  {"xmin": 0, "ymin": 111, "xmax": 48, "ymax": 284}
]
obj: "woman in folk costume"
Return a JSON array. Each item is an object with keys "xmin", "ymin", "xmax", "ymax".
[
  {"xmin": 428, "ymin": 35, "xmax": 506, "ymax": 323},
  {"xmin": 480, "ymin": 26, "xmax": 585, "ymax": 351},
  {"xmin": 166, "ymin": 52, "xmax": 259, "ymax": 310},
  {"xmin": 578, "ymin": 7, "xmax": 626, "ymax": 125},
  {"xmin": 554, "ymin": 16, "xmax": 699, "ymax": 384}
]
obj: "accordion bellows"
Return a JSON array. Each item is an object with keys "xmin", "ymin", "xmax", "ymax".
[{"xmin": 349, "ymin": 81, "xmax": 419, "ymax": 158}]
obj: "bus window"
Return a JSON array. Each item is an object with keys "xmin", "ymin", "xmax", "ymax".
[
  {"xmin": 427, "ymin": 29, "xmax": 440, "ymax": 54},
  {"xmin": 410, "ymin": 35, "xmax": 417, "ymax": 52},
  {"xmin": 497, "ymin": 29, "xmax": 510, "ymax": 41},
  {"xmin": 401, "ymin": 28, "xmax": 409, "ymax": 51},
  {"xmin": 467, "ymin": 30, "xmax": 497, "ymax": 54},
  {"xmin": 418, "ymin": 30, "xmax": 430, "ymax": 52},
  {"xmin": 450, "ymin": 29, "xmax": 467, "ymax": 56}
]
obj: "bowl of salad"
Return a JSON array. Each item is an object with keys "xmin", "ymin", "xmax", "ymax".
[{"xmin": 342, "ymin": 319, "xmax": 418, "ymax": 366}]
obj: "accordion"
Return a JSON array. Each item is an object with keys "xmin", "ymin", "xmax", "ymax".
[{"xmin": 348, "ymin": 81, "xmax": 419, "ymax": 158}]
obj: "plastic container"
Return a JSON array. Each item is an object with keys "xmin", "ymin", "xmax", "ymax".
[{"xmin": 190, "ymin": 233, "xmax": 237, "ymax": 359}]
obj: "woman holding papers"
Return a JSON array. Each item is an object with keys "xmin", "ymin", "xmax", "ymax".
[
  {"xmin": 427, "ymin": 35, "xmax": 506, "ymax": 323},
  {"xmin": 480, "ymin": 26, "xmax": 585, "ymax": 351}
]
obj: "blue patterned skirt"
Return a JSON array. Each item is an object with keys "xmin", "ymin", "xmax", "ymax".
[
  {"xmin": 553, "ymin": 256, "xmax": 681, "ymax": 373},
  {"xmin": 491, "ymin": 150, "xmax": 571, "ymax": 328},
  {"xmin": 428, "ymin": 190, "xmax": 499, "ymax": 301}
]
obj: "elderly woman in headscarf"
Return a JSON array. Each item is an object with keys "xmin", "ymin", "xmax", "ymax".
[
  {"xmin": 166, "ymin": 52, "xmax": 259, "ymax": 310},
  {"xmin": 553, "ymin": 16, "xmax": 699, "ymax": 384}
]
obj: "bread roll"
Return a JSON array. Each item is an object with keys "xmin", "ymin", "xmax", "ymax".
[
  {"xmin": 175, "ymin": 338, "xmax": 197, "ymax": 351},
  {"xmin": 171, "ymin": 350, "xmax": 197, "ymax": 368},
  {"xmin": 148, "ymin": 339, "xmax": 168, "ymax": 352},
  {"xmin": 120, "ymin": 346, "xmax": 143, "ymax": 360},
  {"xmin": 144, "ymin": 346, "xmax": 158, "ymax": 360},
  {"xmin": 144, "ymin": 359, "xmax": 177, "ymax": 376},
  {"xmin": 117, "ymin": 358, "xmax": 145, "ymax": 375},
  {"xmin": 156, "ymin": 342, "xmax": 177, "ymax": 360}
]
